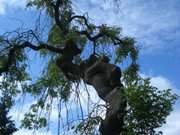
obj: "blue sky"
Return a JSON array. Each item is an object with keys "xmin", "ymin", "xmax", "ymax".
[{"xmin": 0, "ymin": 0, "xmax": 180, "ymax": 135}]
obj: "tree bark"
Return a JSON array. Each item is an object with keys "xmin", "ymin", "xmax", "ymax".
[{"xmin": 81, "ymin": 55, "xmax": 126, "ymax": 135}]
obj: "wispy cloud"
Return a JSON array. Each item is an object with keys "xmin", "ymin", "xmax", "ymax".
[
  {"xmin": 73, "ymin": 0, "xmax": 180, "ymax": 54},
  {"xmin": 161, "ymin": 109, "xmax": 180, "ymax": 135},
  {"xmin": 0, "ymin": 0, "xmax": 26, "ymax": 15},
  {"xmin": 1, "ymin": 0, "xmax": 179, "ymax": 53}
]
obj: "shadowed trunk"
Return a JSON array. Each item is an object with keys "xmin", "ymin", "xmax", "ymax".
[
  {"xmin": 57, "ymin": 53, "xmax": 126, "ymax": 134},
  {"xmin": 80, "ymin": 55, "xmax": 126, "ymax": 135}
]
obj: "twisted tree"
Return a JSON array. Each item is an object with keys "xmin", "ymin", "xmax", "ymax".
[{"xmin": 0, "ymin": 0, "xmax": 177, "ymax": 135}]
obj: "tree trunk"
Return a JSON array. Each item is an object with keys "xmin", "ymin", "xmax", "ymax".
[
  {"xmin": 82, "ymin": 55, "xmax": 127, "ymax": 135},
  {"xmin": 57, "ymin": 52, "xmax": 126, "ymax": 135}
]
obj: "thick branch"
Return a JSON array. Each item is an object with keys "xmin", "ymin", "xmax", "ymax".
[
  {"xmin": 0, "ymin": 41, "xmax": 63, "ymax": 75},
  {"xmin": 54, "ymin": 0, "xmax": 62, "ymax": 30},
  {"xmin": 77, "ymin": 30, "xmax": 123, "ymax": 46},
  {"xmin": 21, "ymin": 41, "xmax": 63, "ymax": 53}
]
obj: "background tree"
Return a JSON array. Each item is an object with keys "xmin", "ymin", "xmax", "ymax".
[
  {"xmin": 0, "ymin": 0, "xmax": 178, "ymax": 135},
  {"xmin": 0, "ymin": 91, "xmax": 18, "ymax": 135}
]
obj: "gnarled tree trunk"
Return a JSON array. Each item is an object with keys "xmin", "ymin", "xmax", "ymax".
[{"xmin": 80, "ymin": 55, "xmax": 127, "ymax": 135}]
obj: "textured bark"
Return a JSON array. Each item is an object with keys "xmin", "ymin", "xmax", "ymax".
[
  {"xmin": 82, "ymin": 55, "xmax": 126, "ymax": 135},
  {"xmin": 99, "ymin": 87, "xmax": 126, "ymax": 135}
]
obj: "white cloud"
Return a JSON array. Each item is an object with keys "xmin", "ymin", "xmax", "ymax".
[
  {"xmin": 160, "ymin": 109, "xmax": 180, "ymax": 135},
  {"xmin": 73, "ymin": 0, "xmax": 180, "ymax": 54},
  {"xmin": 0, "ymin": 0, "xmax": 26, "ymax": 15},
  {"xmin": 10, "ymin": 100, "xmax": 34, "ymax": 122},
  {"xmin": 14, "ymin": 129, "xmax": 53, "ymax": 135},
  {"xmin": 141, "ymin": 73, "xmax": 179, "ymax": 95},
  {"xmin": 1, "ymin": 0, "xmax": 179, "ymax": 53},
  {"xmin": 151, "ymin": 76, "xmax": 176, "ymax": 92}
]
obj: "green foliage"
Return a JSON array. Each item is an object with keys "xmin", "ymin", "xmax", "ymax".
[
  {"xmin": 21, "ymin": 113, "xmax": 47, "ymax": 129},
  {"xmin": 21, "ymin": 59, "xmax": 72, "ymax": 129},
  {"xmin": 0, "ymin": 56, "xmax": 8, "ymax": 68},
  {"xmin": 122, "ymin": 78, "xmax": 178, "ymax": 135},
  {"xmin": 100, "ymin": 25, "xmax": 121, "ymax": 38},
  {"xmin": 0, "ymin": 78, "xmax": 21, "ymax": 97},
  {"xmin": 48, "ymin": 24, "xmax": 64, "ymax": 45},
  {"xmin": 115, "ymin": 37, "xmax": 138, "ymax": 64},
  {"xmin": 0, "ymin": 46, "xmax": 29, "ymax": 82},
  {"xmin": 43, "ymin": 24, "xmax": 86, "ymax": 56},
  {"xmin": 26, "ymin": 59, "xmax": 71, "ymax": 100},
  {"xmin": 27, "ymin": 0, "xmax": 54, "ymax": 16},
  {"xmin": 75, "ymin": 117, "xmax": 102, "ymax": 135},
  {"xmin": 27, "ymin": 0, "xmax": 73, "ymax": 21},
  {"xmin": 97, "ymin": 25, "xmax": 122, "ymax": 45},
  {"xmin": 48, "ymin": 24, "xmax": 87, "ymax": 50},
  {"xmin": 123, "ymin": 63, "xmax": 139, "ymax": 85}
]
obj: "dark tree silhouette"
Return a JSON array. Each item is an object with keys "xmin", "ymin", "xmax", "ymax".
[{"xmin": 0, "ymin": 95, "xmax": 17, "ymax": 135}]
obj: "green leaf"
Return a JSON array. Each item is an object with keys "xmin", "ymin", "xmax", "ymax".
[{"xmin": 38, "ymin": 117, "xmax": 47, "ymax": 128}]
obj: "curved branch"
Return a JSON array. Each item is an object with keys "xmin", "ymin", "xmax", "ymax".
[
  {"xmin": 77, "ymin": 30, "xmax": 123, "ymax": 46},
  {"xmin": 0, "ymin": 41, "xmax": 63, "ymax": 75},
  {"xmin": 21, "ymin": 41, "xmax": 63, "ymax": 53},
  {"xmin": 77, "ymin": 30, "xmax": 105, "ymax": 42},
  {"xmin": 69, "ymin": 15, "xmax": 92, "ymax": 30}
]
